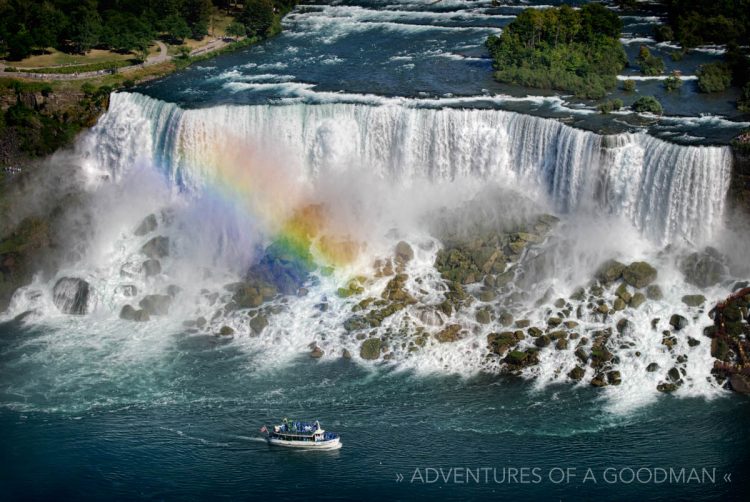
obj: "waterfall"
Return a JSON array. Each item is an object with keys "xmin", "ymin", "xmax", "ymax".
[{"xmin": 86, "ymin": 92, "xmax": 732, "ymax": 246}]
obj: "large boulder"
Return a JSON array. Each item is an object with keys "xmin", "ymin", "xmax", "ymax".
[
  {"xmin": 394, "ymin": 241, "xmax": 414, "ymax": 263},
  {"xmin": 360, "ymin": 338, "xmax": 382, "ymax": 360},
  {"xmin": 681, "ymin": 248, "xmax": 725, "ymax": 288},
  {"xmin": 134, "ymin": 214, "xmax": 158, "ymax": 236},
  {"xmin": 143, "ymin": 259, "xmax": 161, "ymax": 277},
  {"xmin": 141, "ymin": 236, "xmax": 170, "ymax": 259},
  {"xmin": 52, "ymin": 277, "xmax": 90, "ymax": 315},
  {"xmin": 729, "ymin": 374, "xmax": 750, "ymax": 394},
  {"xmin": 596, "ymin": 260, "xmax": 625, "ymax": 283},
  {"xmin": 138, "ymin": 294, "xmax": 172, "ymax": 316},
  {"xmin": 119, "ymin": 304, "xmax": 150, "ymax": 322},
  {"xmin": 622, "ymin": 261, "xmax": 657, "ymax": 288}
]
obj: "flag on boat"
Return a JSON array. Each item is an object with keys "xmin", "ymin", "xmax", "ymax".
[{"xmin": 260, "ymin": 426, "xmax": 267, "ymax": 433}]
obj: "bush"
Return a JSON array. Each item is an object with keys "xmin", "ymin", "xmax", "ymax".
[
  {"xmin": 653, "ymin": 24, "xmax": 675, "ymax": 42},
  {"xmin": 598, "ymin": 99, "xmax": 624, "ymax": 114},
  {"xmin": 663, "ymin": 73, "xmax": 683, "ymax": 91},
  {"xmin": 636, "ymin": 46, "xmax": 664, "ymax": 76},
  {"xmin": 633, "ymin": 95, "xmax": 663, "ymax": 114},
  {"xmin": 738, "ymin": 83, "xmax": 750, "ymax": 113},
  {"xmin": 697, "ymin": 63, "xmax": 732, "ymax": 93},
  {"xmin": 670, "ymin": 50, "xmax": 685, "ymax": 62},
  {"xmin": 622, "ymin": 79, "xmax": 636, "ymax": 92}
]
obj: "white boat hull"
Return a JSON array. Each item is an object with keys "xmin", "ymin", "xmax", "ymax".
[{"xmin": 267, "ymin": 436, "xmax": 342, "ymax": 450}]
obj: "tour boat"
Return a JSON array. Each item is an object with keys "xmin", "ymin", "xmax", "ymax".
[{"xmin": 261, "ymin": 419, "xmax": 342, "ymax": 450}]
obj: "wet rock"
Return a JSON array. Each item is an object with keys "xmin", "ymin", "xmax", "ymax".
[
  {"xmin": 418, "ymin": 309, "xmax": 444, "ymax": 327},
  {"xmin": 568, "ymin": 366, "xmax": 585, "ymax": 380},
  {"xmin": 667, "ymin": 367, "xmax": 681, "ymax": 382},
  {"xmin": 360, "ymin": 338, "xmax": 382, "ymax": 360},
  {"xmin": 52, "ymin": 277, "xmax": 90, "ymax": 315},
  {"xmin": 515, "ymin": 319, "xmax": 530, "ymax": 329},
  {"xmin": 139, "ymin": 294, "xmax": 172, "ymax": 316},
  {"xmin": 219, "ymin": 326, "xmax": 234, "ymax": 336},
  {"xmin": 119, "ymin": 304, "xmax": 149, "ymax": 322},
  {"xmin": 338, "ymin": 278, "xmax": 365, "ymax": 298},
  {"xmin": 547, "ymin": 317, "xmax": 562, "ymax": 327},
  {"xmin": 607, "ymin": 370, "xmax": 621, "ymax": 385},
  {"xmin": 554, "ymin": 298, "xmax": 566, "ymax": 309},
  {"xmin": 575, "ymin": 347, "xmax": 589, "ymax": 363},
  {"xmin": 615, "ymin": 283, "xmax": 632, "ymax": 302},
  {"xmin": 669, "ymin": 314, "xmax": 688, "ymax": 331},
  {"xmin": 630, "ymin": 292, "xmax": 646, "ymax": 309},
  {"xmin": 646, "ymin": 285, "xmax": 663, "ymax": 301},
  {"xmin": 590, "ymin": 374, "xmax": 607, "ymax": 387},
  {"xmin": 342, "ymin": 349, "xmax": 352, "ymax": 359},
  {"xmin": 499, "ymin": 312, "xmax": 514, "ymax": 326},
  {"xmin": 143, "ymin": 259, "xmax": 161, "ymax": 277},
  {"xmin": 596, "ymin": 304, "xmax": 609, "ymax": 315},
  {"xmin": 662, "ymin": 334, "xmax": 677, "ymax": 348},
  {"xmin": 570, "ymin": 287, "xmax": 586, "ymax": 301},
  {"xmin": 116, "ymin": 285, "xmax": 138, "ymax": 297},
  {"xmin": 646, "ymin": 362, "xmax": 659, "ymax": 372},
  {"xmin": 534, "ymin": 335, "xmax": 551, "ymax": 348},
  {"xmin": 528, "ymin": 326, "xmax": 543, "ymax": 337},
  {"xmin": 729, "ymin": 374, "xmax": 750, "ymax": 394},
  {"xmin": 711, "ymin": 338, "xmax": 730, "ymax": 360},
  {"xmin": 381, "ymin": 273, "xmax": 415, "ymax": 303},
  {"xmin": 657, "ymin": 382, "xmax": 678, "ymax": 393},
  {"xmin": 249, "ymin": 314, "xmax": 268, "ymax": 334},
  {"xmin": 616, "ymin": 318, "xmax": 634, "ymax": 335},
  {"xmin": 590, "ymin": 347, "xmax": 613, "ymax": 367},
  {"xmin": 681, "ymin": 248, "xmax": 725, "ymax": 288},
  {"xmin": 622, "ymin": 261, "xmax": 657, "ymax": 289},
  {"xmin": 196, "ymin": 316, "xmax": 207, "ymax": 328},
  {"xmin": 555, "ymin": 338, "xmax": 568, "ymax": 350},
  {"xmin": 564, "ymin": 320, "xmax": 579, "ymax": 329},
  {"xmin": 394, "ymin": 241, "xmax": 414, "ymax": 263},
  {"xmin": 134, "ymin": 214, "xmax": 158, "ymax": 236},
  {"xmin": 487, "ymin": 332, "xmax": 518, "ymax": 355},
  {"xmin": 681, "ymin": 294, "xmax": 706, "ymax": 307},
  {"xmin": 596, "ymin": 260, "xmax": 625, "ymax": 283},
  {"xmin": 310, "ymin": 345, "xmax": 324, "ymax": 358},
  {"xmin": 478, "ymin": 289, "xmax": 496, "ymax": 302},
  {"xmin": 475, "ymin": 308, "xmax": 491, "ymax": 325},
  {"xmin": 687, "ymin": 337, "xmax": 700, "ymax": 347},
  {"xmin": 613, "ymin": 298, "xmax": 626, "ymax": 311},
  {"xmin": 167, "ymin": 285, "xmax": 182, "ymax": 298},
  {"xmin": 435, "ymin": 324, "xmax": 462, "ymax": 343},
  {"xmin": 141, "ymin": 236, "xmax": 170, "ymax": 259}
]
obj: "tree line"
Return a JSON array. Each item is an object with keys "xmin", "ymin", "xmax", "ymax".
[{"xmin": 0, "ymin": 0, "xmax": 298, "ymax": 61}]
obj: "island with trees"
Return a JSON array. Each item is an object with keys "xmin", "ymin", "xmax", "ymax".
[{"xmin": 485, "ymin": 3, "xmax": 627, "ymax": 99}]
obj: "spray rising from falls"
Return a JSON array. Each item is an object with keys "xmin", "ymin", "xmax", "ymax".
[
  {"xmin": 4, "ymin": 91, "xmax": 740, "ymax": 414},
  {"xmin": 89, "ymin": 92, "xmax": 732, "ymax": 246}
]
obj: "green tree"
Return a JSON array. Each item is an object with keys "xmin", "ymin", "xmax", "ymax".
[
  {"xmin": 697, "ymin": 63, "xmax": 733, "ymax": 93},
  {"xmin": 68, "ymin": 6, "xmax": 102, "ymax": 54},
  {"xmin": 636, "ymin": 46, "xmax": 664, "ymax": 76},
  {"xmin": 663, "ymin": 72, "xmax": 683, "ymax": 91},
  {"xmin": 239, "ymin": 0, "xmax": 275, "ymax": 36},
  {"xmin": 7, "ymin": 25, "xmax": 34, "ymax": 60},
  {"xmin": 225, "ymin": 21, "xmax": 247, "ymax": 38},
  {"xmin": 633, "ymin": 95, "xmax": 663, "ymax": 114},
  {"xmin": 164, "ymin": 14, "xmax": 191, "ymax": 44}
]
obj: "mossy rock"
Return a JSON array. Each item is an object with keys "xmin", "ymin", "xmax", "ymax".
[
  {"xmin": 681, "ymin": 294, "xmax": 706, "ymax": 307},
  {"xmin": 249, "ymin": 314, "xmax": 268, "ymax": 334},
  {"xmin": 219, "ymin": 325, "xmax": 235, "ymax": 336},
  {"xmin": 622, "ymin": 261, "xmax": 657, "ymax": 288},
  {"xmin": 568, "ymin": 366, "xmax": 585, "ymax": 380},
  {"xmin": 630, "ymin": 292, "xmax": 646, "ymax": 308},
  {"xmin": 596, "ymin": 260, "xmax": 625, "ymax": 283},
  {"xmin": 669, "ymin": 314, "xmax": 688, "ymax": 331},
  {"xmin": 360, "ymin": 338, "xmax": 382, "ymax": 360},
  {"xmin": 435, "ymin": 324, "xmax": 462, "ymax": 343}
]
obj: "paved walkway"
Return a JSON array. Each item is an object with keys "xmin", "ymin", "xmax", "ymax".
[{"xmin": 0, "ymin": 38, "xmax": 234, "ymax": 81}]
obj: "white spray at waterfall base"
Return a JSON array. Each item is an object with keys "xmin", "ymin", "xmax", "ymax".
[{"xmin": 1, "ymin": 91, "xmax": 741, "ymax": 414}]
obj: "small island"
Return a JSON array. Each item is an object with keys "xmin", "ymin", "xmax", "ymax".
[{"xmin": 485, "ymin": 3, "xmax": 626, "ymax": 99}]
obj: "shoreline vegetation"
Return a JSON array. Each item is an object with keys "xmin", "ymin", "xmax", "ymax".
[{"xmin": 0, "ymin": 0, "xmax": 297, "ymax": 169}]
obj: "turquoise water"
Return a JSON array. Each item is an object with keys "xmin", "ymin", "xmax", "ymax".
[{"xmin": 1, "ymin": 320, "xmax": 749, "ymax": 500}]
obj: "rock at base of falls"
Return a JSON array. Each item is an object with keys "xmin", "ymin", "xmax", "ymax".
[
  {"xmin": 120, "ymin": 304, "xmax": 150, "ymax": 322},
  {"xmin": 141, "ymin": 236, "xmax": 170, "ymax": 259},
  {"xmin": 52, "ymin": 277, "xmax": 90, "ymax": 315},
  {"xmin": 138, "ymin": 294, "xmax": 172, "ymax": 316}
]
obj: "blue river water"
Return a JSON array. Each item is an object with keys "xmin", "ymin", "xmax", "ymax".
[{"xmin": 2, "ymin": 1, "xmax": 750, "ymax": 500}]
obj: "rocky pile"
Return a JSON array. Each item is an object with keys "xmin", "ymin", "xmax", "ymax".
[{"xmin": 705, "ymin": 286, "xmax": 750, "ymax": 394}]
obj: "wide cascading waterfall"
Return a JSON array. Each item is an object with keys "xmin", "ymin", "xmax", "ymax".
[{"xmin": 86, "ymin": 92, "xmax": 732, "ymax": 247}]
